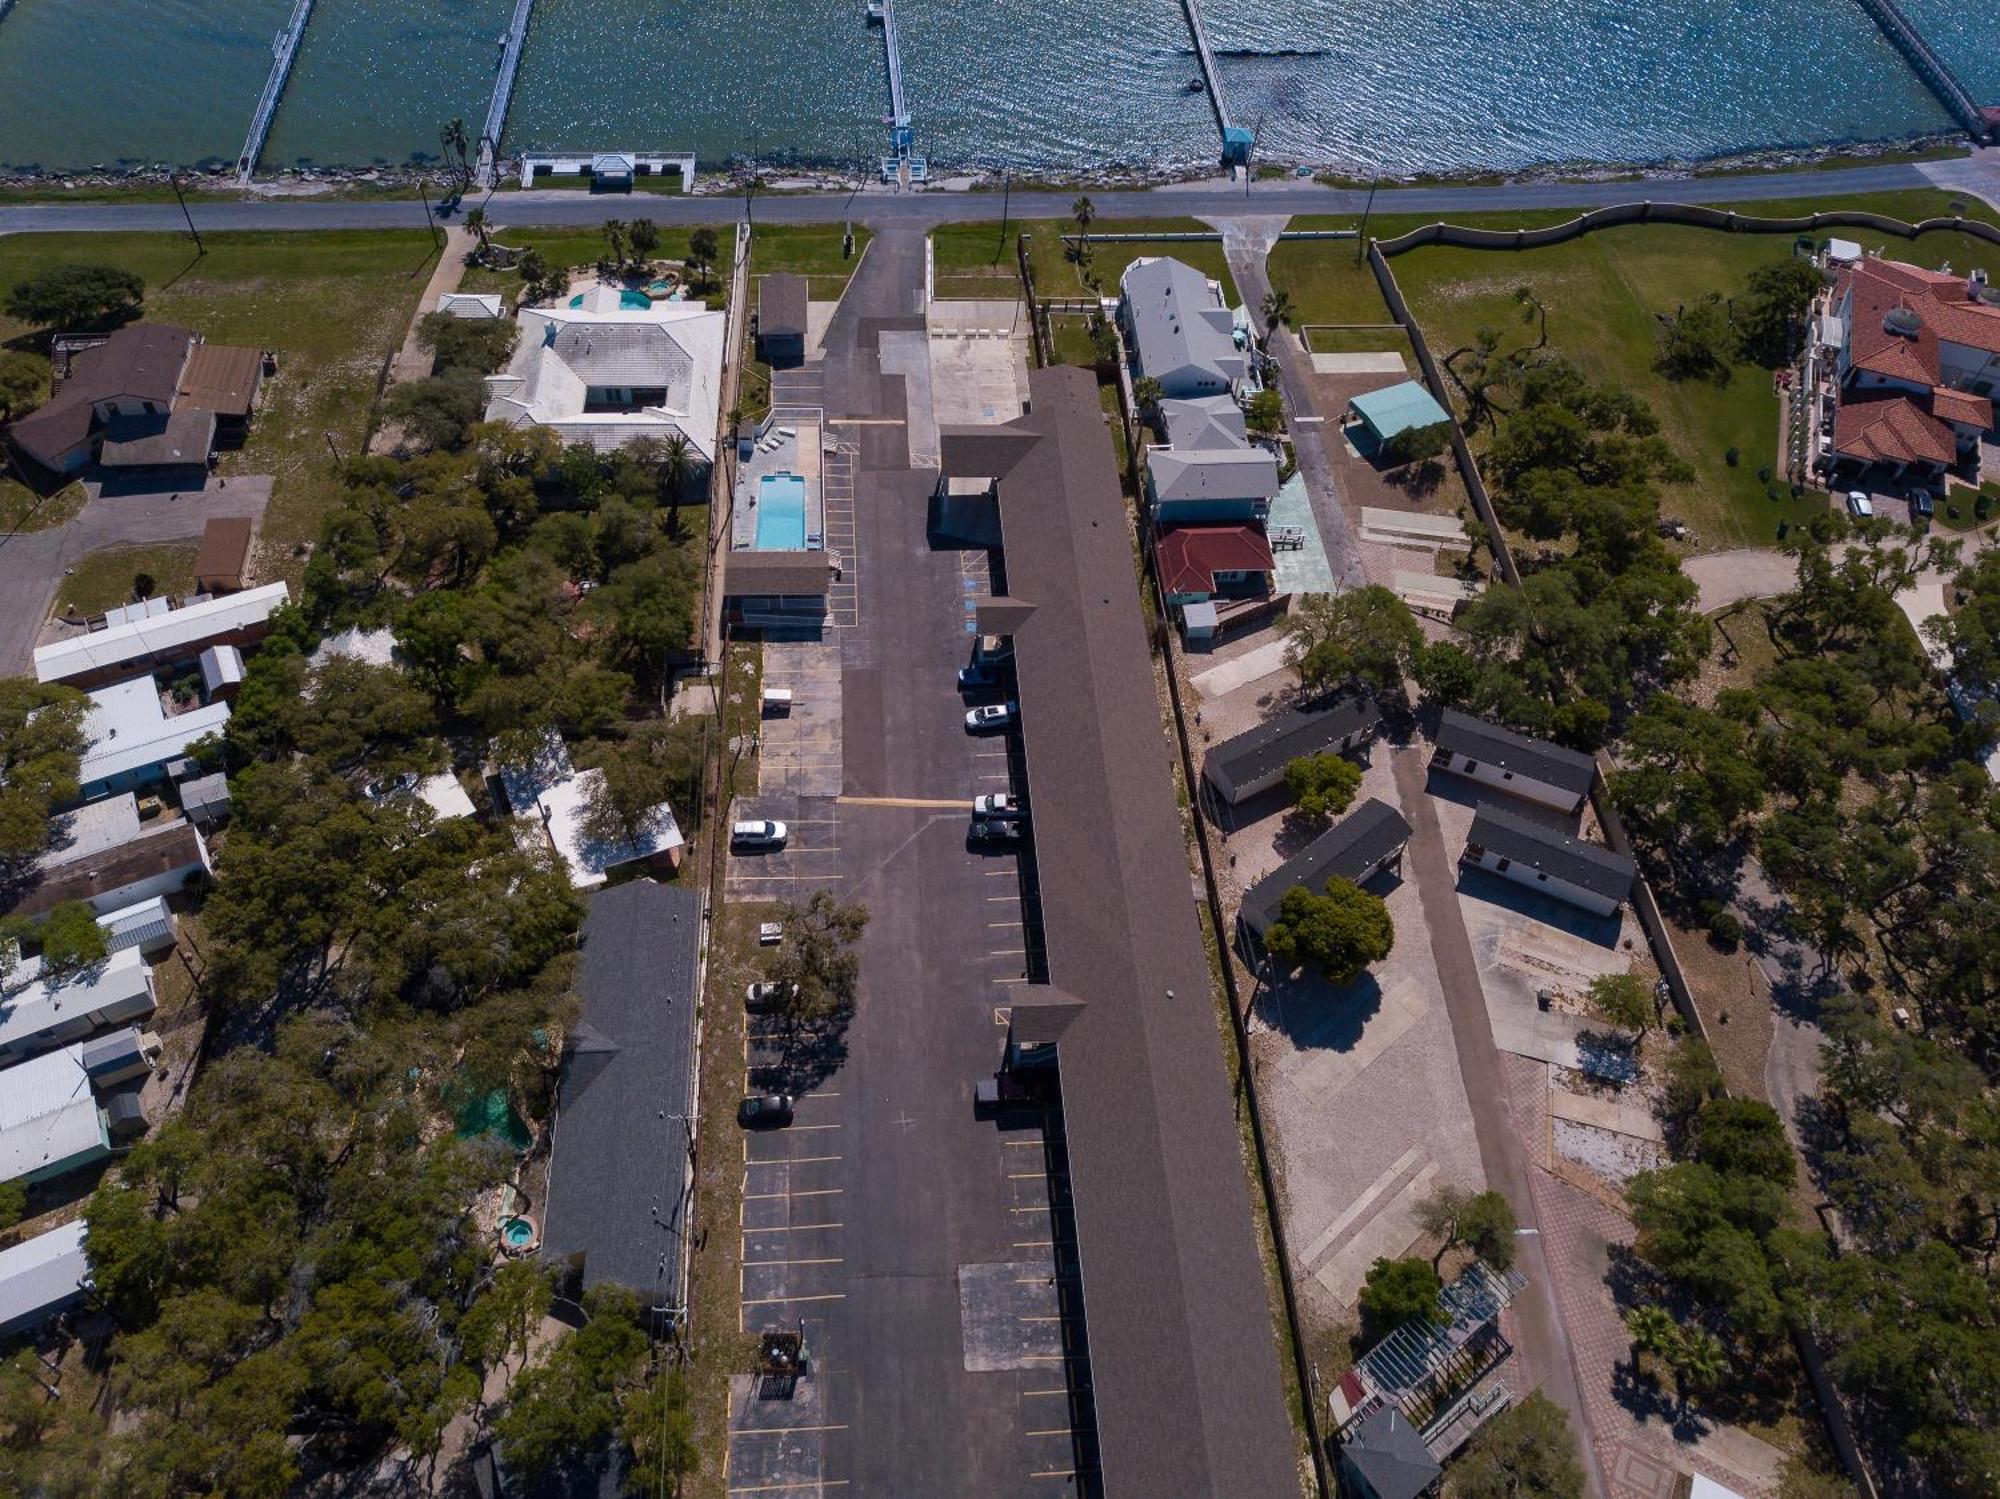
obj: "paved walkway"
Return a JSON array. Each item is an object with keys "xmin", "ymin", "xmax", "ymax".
[
  {"xmin": 370, "ymin": 226, "xmax": 472, "ymax": 454},
  {"xmin": 0, "ymin": 477, "xmax": 275, "ymax": 676},
  {"xmin": 1389, "ymin": 746, "xmax": 1609, "ymax": 1499},
  {"xmin": 1215, "ymin": 216, "xmax": 1365, "ymax": 594}
]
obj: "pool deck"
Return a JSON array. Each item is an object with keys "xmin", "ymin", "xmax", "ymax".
[{"xmin": 733, "ymin": 417, "xmax": 825, "ymax": 552}]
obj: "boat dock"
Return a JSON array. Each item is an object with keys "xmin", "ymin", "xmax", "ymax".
[
  {"xmin": 477, "ymin": 0, "xmax": 538, "ymax": 186},
  {"xmin": 869, "ymin": 0, "xmax": 923, "ymax": 183},
  {"xmin": 1178, "ymin": 0, "xmax": 1251, "ymax": 164},
  {"xmin": 235, "ymin": 0, "xmax": 316, "ymax": 183},
  {"xmin": 1852, "ymin": 0, "xmax": 1996, "ymax": 142}
]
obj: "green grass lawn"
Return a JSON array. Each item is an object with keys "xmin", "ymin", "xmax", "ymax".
[
  {"xmin": 935, "ymin": 217, "xmax": 1240, "ymax": 305},
  {"xmin": 0, "ymin": 230, "xmax": 446, "ymax": 569},
  {"xmin": 1266, "ymin": 189, "xmax": 2000, "ymax": 551},
  {"xmin": 747, "ymin": 223, "xmax": 872, "ymax": 298},
  {"xmin": 52, "ymin": 543, "xmax": 200, "ymax": 619},
  {"xmin": 0, "ymin": 477, "xmax": 86, "ymax": 534}
]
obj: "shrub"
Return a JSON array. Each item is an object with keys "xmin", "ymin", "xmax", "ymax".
[
  {"xmin": 1724, "ymin": 446, "xmax": 1740, "ymax": 467},
  {"xmin": 1707, "ymin": 910, "xmax": 1744, "ymax": 951}
]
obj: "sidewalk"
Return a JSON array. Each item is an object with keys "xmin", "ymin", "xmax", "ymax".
[{"xmin": 368, "ymin": 226, "xmax": 473, "ymax": 454}]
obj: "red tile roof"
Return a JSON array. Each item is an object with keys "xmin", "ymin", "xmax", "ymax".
[
  {"xmin": 1839, "ymin": 258, "xmax": 2000, "ymax": 386},
  {"xmin": 1155, "ymin": 524, "xmax": 1275, "ymax": 596},
  {"xmin": 1832, "ymin": 391, "xmax": 1956, "ymax": 469},
  {"xmin": 1930, "ymin": 384, "xmax": 1994, "ymax": 430}
]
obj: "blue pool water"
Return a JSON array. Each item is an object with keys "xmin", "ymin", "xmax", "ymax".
[
  {"xmin": 620, "ymin": 289, "xmax": 653, "ymax": 309},
  {"xmin": 756, "ymin": 474, "xmax": 808, "ymax": 550}
]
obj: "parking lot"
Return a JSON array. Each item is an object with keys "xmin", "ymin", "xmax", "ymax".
[{"xmin": 718, "ymin": 229, "xmax": 1095, "ymax": 1496}]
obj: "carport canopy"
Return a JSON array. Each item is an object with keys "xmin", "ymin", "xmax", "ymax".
[{"xmin": 1349, "ymin": 380, "xmax": 1450, "ymax": 443}]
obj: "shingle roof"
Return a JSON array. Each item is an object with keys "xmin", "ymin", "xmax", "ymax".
[
  {"xmin": 1121, "ymin": 256, "xmax": 1240, "ymax": 386},
  {"xmin": 1465, "ymin": 804, "xmax": 1636, "ymax": 903},
  {"xmin": 192, "ymin": 516, "xmax": 255, "ymax": 584},
  {"xmin": 1343, "ymin": 1406, "xmax": 1441, "ymax": 1499},
  {"xmin": 759, "ymin": 273, "xmax": 808, "ymax": 339},
  {"xmin": 9, "ymin": 819, "xmax": 206, "ymax": 919},
  {"xmin": 722, "ymin": 550, "xmax": 833, "ymax": 598},
  {"xmin": 1159, "ymin": 394, "xmax": 1247, "ymax": 451},
  {"xmin": 1240, "ymin": 798, "xmax": 1412, "ymax": 939},
  {"xmin": 938, "ymin": 365, "xmax": 1297, "ymax": 1498},
  {"xmin": 97, "ymin": 407, "xmax": 214, "ymax": 468},
  {"xmin": 541, "ymin": 882, "xmax": 700, "ymax": 1301},
  {"xmin": 1147, "ymin": 446, "xmax": 1281, "ymax": 504},
  {"xmin": 1154, "ymin": 524, "xmax": 1275, "ymax": 596},
  {"xmin": 548, "ymin": 322, "xmax": 692, "ymax": 387},
  {"xmin": 1203, "ymin": 691, "xmax": 1381, "ymax": 803},
  {"xmin": 1435, "ymin": 709, "xmax": 1595, "ymax": 795},
  {"xmin": 6, "ymin": 325, "xmax": 195, "ymax": 468}
]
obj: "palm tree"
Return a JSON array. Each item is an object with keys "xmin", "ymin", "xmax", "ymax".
[
  {"xmin": 603, "ymin": 219, "xmax": 629, "ymax": 271},
  {"xmin": 1622, "ymin": 1305, "xmax": 1678, "ymax": 1378},
  {"xmin": 1261, "ymin": 288, "xmax": 1294, "ymax": 339},
  {"xmin": 465, "ymin": 206, "xmax": 490, "ymax": 258},
  {"xmin": 439, "ymin": 117, "xmax": 471, "ymax": 195},
  {"xmin": 1667, "ymin": 1326, "xmax": 1729, "ymax": 1418},
  {"xmin": 1071, "ymin": 194, "xmax": 1095, "ymax": 254},
  {"xmin": 628, "ymin": 217, "xmax": 661, "ymax": 266},
  {"xmin": 654, "ymin": 431, "xmax": 694, "ymax": 538},
  {"xmin": 1133, "ymin": 375, "xmax": 1164, "ymax": 420}
]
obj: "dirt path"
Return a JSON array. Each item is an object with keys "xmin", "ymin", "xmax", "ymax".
[{"xmin": 368, "ymin": 225, "xmax": 473, "ymax": 455}]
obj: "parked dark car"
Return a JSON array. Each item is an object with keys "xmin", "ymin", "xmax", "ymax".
[{"xmin": 738, "ymin": 1094, "xmax": 796, "ymax": 1127}]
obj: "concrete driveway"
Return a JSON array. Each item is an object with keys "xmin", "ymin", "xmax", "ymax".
[
  {"xmin": 1682, "ymin": 547, "xmax": 1798, "ymax": 615},
  {"xmin": 0, "ymin": 476, "xmax": 273, "ymax": 676}
]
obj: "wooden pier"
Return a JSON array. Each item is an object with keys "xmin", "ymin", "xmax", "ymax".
[
  {"xmin": 477, "ymin": 0, "xmax": 538, "ymax": 187},
  {"xmin": 1851, "ymin": 0, "xmax": 1994, "ymax": 142},
  {"xmin": 236, "ymin": 0, "xmax": 316, "ymax": 184},
  {"xmin": 1178, "ymin": 0, "xmax": 1231, "ymax": 137}
]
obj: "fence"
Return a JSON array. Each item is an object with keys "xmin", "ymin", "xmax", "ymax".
[
  {"xmin": 1375, "ymin": 201, "xmax": 2000, "ymax": 258},
  {"xmin": 1365, "ymin": 225, "xmax": 1884, "ymax": 1499}
]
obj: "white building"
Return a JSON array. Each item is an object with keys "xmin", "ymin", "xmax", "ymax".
[
  {"xmin": 483, "ymin": 287, "xmax": 726, "ymax": 463},
  {"xmin": 34, "ymin": 581, "xmax": 289, "ymax": 688},
  {"xmin": 0, "ymin": 1220, "xmax": 92, "ymax": 1338},
  {"xmin": 499, "ymin": 733, "xmax": 683, "ymax": 891},
  {"xmin": 0, "ymin": 946, "xmax": 157, "ymax": 1067},
  {"xmin": 23, "ymin": 795, "xmax": 210, "ymax": 917},
  {"xmin": 1462, "ymin": 805, "xmax": 1635, "ymax": 918},
  {"xmin": 0, "ymin": 1044, "xmax": 109, "ymax": 1186},
  {"xmin": 1432, "ymin": 709, "xmax": 1596, "ymax": 814},
  {"xmin": 75, "ymin": 676, "xmax": 231, "ymax": 801}
]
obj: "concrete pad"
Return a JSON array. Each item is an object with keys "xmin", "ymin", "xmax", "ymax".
[
  {"xmin": 1268, "ymin": 472, "xmax": 1337, "ymax": 596},
  {"xmin": 759, "ymin": 643, "xmax": 844, "ymax": 798},
  {"xmin": 805, "ymin": 299, "xmax": 838, "ymax": 363},
  {"xmin": 1310, "ymin": 351, "xmax": 1407, "ymax": 376},
  {"xmin": 1311, "ymin": 1160, "xmax": 1440, "ymax": 1307},
  {"xmin": 1549, "ymin": 1088, "xmax": 1664, "ymax": 1142},
  {"xmin": 878, "ymin": 331, "xmax": 938, "ymax": 467},
  {"xmin": 1192, "ymin": 637, "xmax": 1290, "ymax": 699},
  {"xmin": 926, "ymin": 324, "xmax": 1030, "ymax": 428},
  {"xmin": 1897, "ymin": 571, "xmax": 1951, "ymax": 668},
  {"xmin": 957, "ymin": 1262, "xmax": 1062, "ymax": 1371}
]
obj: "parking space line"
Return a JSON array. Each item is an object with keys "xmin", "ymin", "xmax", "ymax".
[
  {"xmin": 742, "ymin": 1258, "xmax": 844, "ymax": 1268},
  {"xmin": 782, "ymin": 1123, "xmax": 843, "ymax": 1132},
  {"xmin": 988, "ymin": 920, "xmax": 1023, "ymax": 928},
  {"xmin": 1013, "ymin": 1240, "xmax": 1054, "ymax": 1249},
  {"xmin": 740, "ymin": 1293, "xmax": 848, "ymax": 1306},
  {"xmin": 1022, "ymin": 1388, "xmax": 1068, "ymax": 1397},
  {"xmin": 990, "ymin": 947, "xmax": 1026, "ymax": 957},
  {"xmin": 744, "ymin": 1222, "xmax": 844, "ymax": 1233},
  {"xmin": 742, "ymin": 1188, "xmax": 844, "ymax": 1200},
  {"xmin": 1026, "ymin": 1428, "xmax": 1073, "ymax": 1438},
  {"xmin": 1006, "ymin": 1171, "xmax": 1044, "ymax": 1180},
  {"xmin": 727, "ymin": 1483, "xmax": 850, "ymax": 1494},
  {"xmin": 743, "ymin": 1154, "xmax": 843, "ymax": 1167},
  {"xmin": 733, "ymin": 1424, "xmax": 851, "ymax": 1436}
]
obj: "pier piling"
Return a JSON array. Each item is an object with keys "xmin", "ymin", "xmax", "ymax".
[
  {"xmin": 236, "ymin": 0, "xmax": 317, "ymax": 184},
  {"xmin": 478, "ymin": 0, "xmax": 538, "ymax": 187}
]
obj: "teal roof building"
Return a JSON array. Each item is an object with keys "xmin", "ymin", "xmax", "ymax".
[{"xmin": 1350, "ymin": 380, "xmax": 1451, "ymax": 444}]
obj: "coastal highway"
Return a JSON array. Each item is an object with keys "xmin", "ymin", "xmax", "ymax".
[{"xmin": 1, "ymin": 155, "xmax": 1994, "ymax": 236}]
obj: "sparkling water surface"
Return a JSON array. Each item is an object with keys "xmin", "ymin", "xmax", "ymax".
[{"xmin": 0, "ymin": 0, "xmax": 1977, "ymax": 176}]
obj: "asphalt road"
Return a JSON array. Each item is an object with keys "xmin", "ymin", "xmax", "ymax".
[
  {"xmin": 0, "ymin": 159, "xmax": 1962, "ymax": 237},
  {"xmin": 723, "ymin": 230, "xmax": 1091, "ymax": 1496}
]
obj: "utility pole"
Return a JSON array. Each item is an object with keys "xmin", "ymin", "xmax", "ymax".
[
  {"xmin": 418, "ymin": 179, "xmax": 441, "ymax": 251},
  {"xmin": 998, "ymin": 165, "xmax": 1012, "ymax": 261},
  {"xmin": 170, "ymin": 173, "xmax": 203, "ymax": 256},
  {"xmin": 1355, "ymin": 171, "xmax": 1379, "ymax": 263}
]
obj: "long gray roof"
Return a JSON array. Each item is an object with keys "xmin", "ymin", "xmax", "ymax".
[
  {"xmin": 1240, "ymin": 797, "xmax": 1412, "ymax": 940},
  {"xmin": 1203, "ymin": 691, "xmax": 1381, "ymax": 803},
  {"xmin": 940, "ymin": 364, "xmax": 1297, "ymax": 1497},
  {"xmin": 1465, "ymin": 805, "xmax": 1635, "ymax": 902},
  {"xmin": 1121, "ymin": 256, "xmax": 1240, "ymax": 386},
  {"xmin": 541, "ymin": 881, "xmax": 701, "ymax": 1304},
  {"xmin": 1435, "ymin": 708, "xmax": 1595, "ymax": 795}
]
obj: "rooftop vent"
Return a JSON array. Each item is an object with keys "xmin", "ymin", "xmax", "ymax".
[{"xmin": 1884, "ymin": 306, "xmax": 1923, "ymax": 339}]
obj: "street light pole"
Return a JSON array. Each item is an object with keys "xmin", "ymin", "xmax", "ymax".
[
  {"xmin": 417, "ymin": 180, "xmax": 441, "ymax": 251},
  {"xmin": 1355, "ymin": 171, "xmax": 1380, "ymax": 264}
]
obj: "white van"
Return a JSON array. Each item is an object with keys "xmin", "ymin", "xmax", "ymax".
[{"xmin": 761, "ymin": 686, "xmax": 793, "ymax": 715}]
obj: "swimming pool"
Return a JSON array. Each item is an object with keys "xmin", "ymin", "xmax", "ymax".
[
  {"xmin": 756, "ymin": 473, "xmax": 808, "ymax": 550},
  {"xmin": 619, "ymin": 289, "xmax": 652, "ymax": 310}
]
